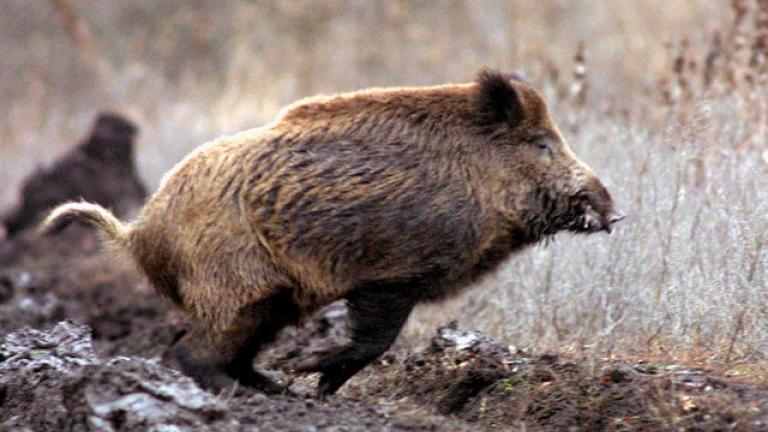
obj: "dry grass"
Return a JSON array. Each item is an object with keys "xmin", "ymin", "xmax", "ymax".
[{"xmin": 1, "ymin": 1, "xmax": 766, "ymax": 374}]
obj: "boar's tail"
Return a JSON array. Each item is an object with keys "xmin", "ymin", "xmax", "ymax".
[
  {"xmin": 39, "ymin": 201, "xmax": 185, "ymax": 307},
  {"xmin": 39, "ymin": 201, "xmax": 133, "ymax": 253}
]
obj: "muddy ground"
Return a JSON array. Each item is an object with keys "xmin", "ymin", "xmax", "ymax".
[
  {"xmin": 1, "ymin": 121, "xmax": 768, "ymax": 431},
  {"xmin": 1, "ymin": 227, "xmax": 768, "ymax": 432}
]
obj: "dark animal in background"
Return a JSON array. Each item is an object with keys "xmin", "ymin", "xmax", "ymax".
[
  {"xmin": 41, "ymin": 69, "xmax": 623, "ymax": 397},
  {"xmin": 2, "ymin": 113, "xmax": 146, "ymax": 236}
]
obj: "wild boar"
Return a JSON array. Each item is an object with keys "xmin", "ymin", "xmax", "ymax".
[{"xmin": 41, "ymin": 69, "xmax": 623, "ymax": 397}]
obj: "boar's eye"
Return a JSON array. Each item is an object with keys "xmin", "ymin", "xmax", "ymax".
[{"xmin": 533, "ymin": 139, "xmax": 552, "ymax": 156}]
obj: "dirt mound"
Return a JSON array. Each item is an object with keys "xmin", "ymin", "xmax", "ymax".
[
  {"xmin": 354, "ymin": 325, "xmax": 768, "ymax": 431},
  {"xmin": 1, "ymin": 112, "xmax": 146, "ymax": 238},
  {"xmin": 2, "ymin": 287, "xmax": 768, "ymax": 431},
  {"xmin": 0, "ymin": 241, "xmax": 181, "ymax": 360},
  {"xmin": 0, "ymin": 320, "xmax": 467, "ymax": 431}
]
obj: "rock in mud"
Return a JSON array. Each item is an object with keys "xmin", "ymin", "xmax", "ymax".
[{"xmin": 431, "ymin": 323, "xmax": 514, "ymax": 359}]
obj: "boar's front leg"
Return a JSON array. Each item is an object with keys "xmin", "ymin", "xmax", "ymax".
[{"xmin": 296, "ymin": 284, "xmax": 418, "ymax": 397}]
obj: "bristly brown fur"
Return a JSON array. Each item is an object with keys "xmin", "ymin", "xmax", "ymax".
[{"xmin": 41, "ymin": 68, "xmax": 620, "ymax": 397}]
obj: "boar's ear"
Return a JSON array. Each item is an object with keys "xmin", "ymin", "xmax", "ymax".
[{"xmin": 472, "ymin": 69, "xmax": 525, "ymax": 128}]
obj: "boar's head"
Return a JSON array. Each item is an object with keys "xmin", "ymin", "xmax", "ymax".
[{"xmin": 471, "ymin": 70, "xmax": 624, "ymax": 239}]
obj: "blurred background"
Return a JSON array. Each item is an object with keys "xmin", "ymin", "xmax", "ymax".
[{"xmin": 1, "ymin": 0, "xmax": 766, "ymax": 368}]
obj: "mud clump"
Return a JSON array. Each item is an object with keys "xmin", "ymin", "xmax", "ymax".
[
  {"xmin": 0, "ymin": 258, "xmax": 178, "ymax": 360},
  {"xmin": 0, "ymin": 321, "xmax": 231, "ymax": 431},
  {"xmin": 436, "ymin": 359, "xmax": 506, "ymax": 415},
  {"xmin": 0, "ymin": 270, "xmax": 65, "ymax": 331}
]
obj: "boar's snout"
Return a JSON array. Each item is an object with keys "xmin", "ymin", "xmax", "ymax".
[
  {"xmin": 583, "ymin": 209, "xmax": 625, "ymax": 234},
  {"xmin": 578, "ymin": 177, "xmax": 624, "ymax": 234}
]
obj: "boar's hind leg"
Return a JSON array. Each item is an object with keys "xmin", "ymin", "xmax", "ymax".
[
  {"xmin": 296, "ymin": 285, "xmax": 417, "ymax": 397},
  {"xmin": 225, "ymin": 290, "xmax": 300, "ymax": 393},
  {"xmin": 171, "ymin": 329, "xmax": 235, "ymax": 392},
  {"xmin": 172, "ymin": 290, "xmax": 299, "ymax": 394}
]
